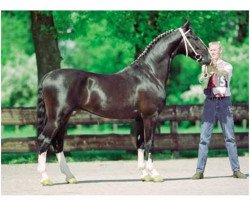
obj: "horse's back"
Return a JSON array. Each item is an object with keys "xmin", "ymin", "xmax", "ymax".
[
  {"xmin": 42, "ymin": 68, "xmax": 88, "ymax": 83},
  {"xmin": 40, "ymin": 68, "xmax": 134, "ymax": 116}
]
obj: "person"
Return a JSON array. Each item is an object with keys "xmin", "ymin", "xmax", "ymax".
[{"xmin": 192, "ymin": 41, "xmax": 247, "ymax": 179}]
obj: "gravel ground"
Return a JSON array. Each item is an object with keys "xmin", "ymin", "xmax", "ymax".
[{"xmin": 1, "ymin": 156, "xmax": 249, "ymax": 195}]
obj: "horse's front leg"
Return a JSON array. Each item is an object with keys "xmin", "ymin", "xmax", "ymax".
[
  {"xmin": 143, "ymin": 113, "xmax": 164, "ymax": 182},
  {"xmin": 52, "ymin": 129, "xmax": 78, "ymax": 184},
  {"xmin": 135, "ymin": 117, "xmax": 151, "ymax": 181},
  {"xmin": 146, "ymin": 153, "xmax": 163, "ymax": 182}
]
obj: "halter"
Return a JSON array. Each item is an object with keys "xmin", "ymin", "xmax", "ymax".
[{"xmin": 178, "ymin": 28, "xmax": 202, "ymax": 62}]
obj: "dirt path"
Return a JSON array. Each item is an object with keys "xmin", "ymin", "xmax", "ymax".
[{"xmin": 1, "ymin": 156, "xmax": 249, "ymax": 195}]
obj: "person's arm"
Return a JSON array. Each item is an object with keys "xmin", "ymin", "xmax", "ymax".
[{"xmin": 217, "ymin": 68, "xmax": 228, "ymax": 76}]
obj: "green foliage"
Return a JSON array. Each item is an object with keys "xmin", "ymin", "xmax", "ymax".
[
  {"xmin": 222, "ymin": 37, "xmax": 249, "ymax": 102},
  {"xmin": 1, "ymin": 53, "xmax": 37, "ymax": 107},
  {"xmin": 1, "ymin": 11, "xmax": 34, "ymax": 65},
  {"xmin": 1, "ymin": 11, "xmax": 249, "ymax": 107},
  {"xmin": 58, "ymin": 17, "xmax": 134, "ymax": 73}
]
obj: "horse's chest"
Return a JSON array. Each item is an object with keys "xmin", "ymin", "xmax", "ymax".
[
  {"xmin": 132, "ymin": 81, "xmax": 165, "ymax": 112},
  {"xmin": 135, "ymin": 81, "xmax": 165, "ymax": 100}
]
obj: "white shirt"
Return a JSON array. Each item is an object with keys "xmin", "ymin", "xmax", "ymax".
[
  {"xmin": 207, "ymin": 59, "xmax": 232, "ymax": 97},
  {"xmin": 213, "ymin": 59, "xmax": 232, "ymax": 97}
]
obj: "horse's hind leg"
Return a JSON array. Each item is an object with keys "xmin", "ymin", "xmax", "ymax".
[
  {"xmin": 37, "ymin": 151, "xmax": 52, "ymax": 185},
  {"xmin": 37, "ymin": 106, "xmax": 73, "ymax": 185},
  {"xmin": 37, "ymin": 120, "xmax": 59, "ymax": 186},
  {"xmin": 52, "ymin": 124, "xmax": 77, "ymax": 184},
  {"xmin": 38, "ymin": 120, "xmax": 57, "ymax": 154},
  {"xmin": 56, "ymin": 152, "xmax": 77, "ymax": 184}
]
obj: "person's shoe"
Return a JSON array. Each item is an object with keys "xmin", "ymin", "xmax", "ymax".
[
  {"xmin": 191, "ymin": 171, "xmax": 204, "ymax": 180},
  {"xmin": 233, "ymin": 170, "xmax": 247, "ymax": 179}
]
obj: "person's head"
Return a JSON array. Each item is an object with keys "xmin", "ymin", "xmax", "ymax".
[{"xmin": 208, "ymin": 41, "xmax": 222, "ymax": 61}]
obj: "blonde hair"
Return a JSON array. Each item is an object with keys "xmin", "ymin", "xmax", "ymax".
[{"xmin": 209, "ymin": 41, "xmax": 222, "ymax": 49}]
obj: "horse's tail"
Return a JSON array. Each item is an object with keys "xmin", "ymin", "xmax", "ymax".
[{"xmin": 37, "ymin": 81, "xmax": 47, "ymax": 136}]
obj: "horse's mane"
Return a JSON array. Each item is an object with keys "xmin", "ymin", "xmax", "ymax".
[{"xmin": 133, "ymin": 29, "xmax": 175, "ymax": 64}]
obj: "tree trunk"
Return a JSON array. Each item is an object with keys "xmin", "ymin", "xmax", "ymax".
[
  {"xmin": 31, "ymin": 11, "xmax": 61, "ymax": 84},
  {"xmin": 236, "ymin": 11, "xmax": 249, "ymax": 43}
]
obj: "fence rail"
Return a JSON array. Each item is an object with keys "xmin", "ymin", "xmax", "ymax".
[{"xmin": 1, "ymin": 104, "xmax": 249, "ymax": 153}]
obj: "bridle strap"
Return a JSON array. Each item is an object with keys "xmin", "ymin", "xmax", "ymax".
[{"xmin": 178, "ymin": 28, "xmax": 201, "ymax": 59}]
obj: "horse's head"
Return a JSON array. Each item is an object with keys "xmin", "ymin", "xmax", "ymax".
[{"xmin": 177, "ymin": 21, "xmax": 211, "ymax": 65}]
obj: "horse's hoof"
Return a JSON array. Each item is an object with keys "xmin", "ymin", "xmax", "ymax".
[
  {"xmin": 142, "ymin": 175, "xmax": 152, "ymax": 182},
  {"xmin": 41, "ymin": 178, "xmax": 53, "ymax": 186},
  {"xmin": 66, "ymin": 176, "xmax": 78, "ymax": 184},
  {"xmin": 151, "ymin": 175, "xmax": 164, "ymax": 182}
]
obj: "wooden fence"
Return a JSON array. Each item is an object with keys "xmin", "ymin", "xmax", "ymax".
[{"xmin": 1, "ymin": 104, "xmax": 249, "ymax": 153}]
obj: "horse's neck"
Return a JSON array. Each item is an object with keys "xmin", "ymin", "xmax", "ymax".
[
  {"xmin": 148, "ymin": 58, "xmax": 171, "ymax": 84},
  {"xmin": 153, "ymin": 54, "xmax": 182, "ymax": 85},
  {"xmin": 142, "ymin": 34, "xmax": 181, "ymax": 84}
]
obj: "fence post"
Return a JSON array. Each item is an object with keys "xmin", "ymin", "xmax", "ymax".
[
  {"xmin": 242, "ymin": 119, "xmax": 247, "ymax": 129},
  {"xmin": 170, "ymin": 120, "xmax": 179, "ymax": 158},
  {"xmin": 113, "ymin": 124, "xmax": 118, "ymax": 133}
]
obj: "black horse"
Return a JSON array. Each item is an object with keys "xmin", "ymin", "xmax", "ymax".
[{"xmin": 37, "ymin": 21, "xmax": 211, "ymax": 185}]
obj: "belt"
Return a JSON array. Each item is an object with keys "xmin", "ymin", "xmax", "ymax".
[{"xmin": 207, "ymin": 96, "xmax": 230, "ymax": 100}]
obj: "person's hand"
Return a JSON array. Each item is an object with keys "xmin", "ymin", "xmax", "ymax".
[
  {"xmin": 211, "ymin": 58, "xmax": 217, "ymax": 67},
  {"xmin": 207, "ymin": 64, "xmax": 216, "ymax": 75},
  {"xmin": 217, "ymin": 68, "xmax": 228, "ymax": 77}
]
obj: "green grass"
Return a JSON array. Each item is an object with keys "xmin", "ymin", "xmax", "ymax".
[
  {"xmin": 2, "ymin": 149, "xmax": 249, "ymax": 164},
  {"xmin": 1, "ymin": 125, "xmax": 36, "ymax": 139}
]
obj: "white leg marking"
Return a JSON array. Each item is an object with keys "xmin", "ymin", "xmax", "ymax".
[
  {"xmin": 137, "ymin": 149, "xmax": 148, "ymax": 177},
  {"xmin": 56, "ymin": 152, "xmax": 74, "ymax": 179},
  {"xmin": 37, "ymin": 151, "xmax": 49, "ymax": 181},
  {"xmin": 146, "ymin": 157, "xmax": 160, "ymax": 177}
]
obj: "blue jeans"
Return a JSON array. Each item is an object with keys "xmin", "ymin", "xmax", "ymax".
[{"xmin": 196, "ymin": 97, "xmax": 240, "ymax": 173}]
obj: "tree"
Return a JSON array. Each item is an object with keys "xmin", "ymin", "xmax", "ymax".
[
  {"xmin": 31, "ymin": 11, "xmax": 61, "ymax": 83},
  {"xmin": 1, "ymin": 11, "xmax": 34, "ymax": 65},
  {"xmin": 236, "ymin": 11, "xmax": 249, "ymax": 43},
  {"xmin": 133, "ymin": 11, "xmax": 161, "ymax": 58}
]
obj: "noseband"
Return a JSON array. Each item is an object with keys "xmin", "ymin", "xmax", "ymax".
[{"xmin": 179, "ymin": 28, "xmax": 202, "ymax": 62}]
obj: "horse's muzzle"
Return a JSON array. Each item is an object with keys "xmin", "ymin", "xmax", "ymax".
[{"xmin": 201, "ymin": 55, "xmax": 211, "ymax": 65}]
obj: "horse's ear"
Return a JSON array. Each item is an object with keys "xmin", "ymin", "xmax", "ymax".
[{"xmin": 182, "ymin": 20, "xmax": 190, "ymax": 31}]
